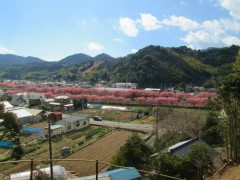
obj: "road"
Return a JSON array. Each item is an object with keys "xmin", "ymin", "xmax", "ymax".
[{"xmin": 89, "ymin": 119, "xmax": 154, "ymax": 132}]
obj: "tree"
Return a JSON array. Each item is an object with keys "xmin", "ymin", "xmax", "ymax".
[
  {"xmin": 233, "ymin": 49, "xmax": 240, "ymax": 74},
  {"xmin": 0, "ymin": 104, "xmax": 23, "ymax": 160},
  {"xmin": 217, "ymin": 73, "xmax": 240, "ymax": 162},
  {"xmin": 154, "ymin": 145, "xmax": 212, "ymax": 180},
  {"xmin": 202, "ymin": 112, "xmax": 224, "ymax": 147},
  {"xmin": 111, "ymin": 133, "xmax": 152, "ymax": 170},
  {"xmin": 216, "ymin": 49, "xmax": 240, "ymax": 163}
]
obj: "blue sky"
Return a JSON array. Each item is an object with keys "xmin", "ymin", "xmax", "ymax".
[{"xmin": 0, "ymin": 0, "xmax": 240, "ymax": 61}]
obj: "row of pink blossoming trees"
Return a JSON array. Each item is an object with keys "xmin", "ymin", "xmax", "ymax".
[{"xmin": 1, "ymin": 82, "xmax": 216, "ymax": 108}]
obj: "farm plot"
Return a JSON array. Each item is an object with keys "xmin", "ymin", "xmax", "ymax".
[
  {"xmin": 58, "ymin": 130, "xmax": 132, "ymax": 177},
  {"xmin": 0, "ymin": 126, "xmax": 111, "ymax": 176}
]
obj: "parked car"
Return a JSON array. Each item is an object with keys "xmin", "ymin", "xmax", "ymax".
[{"xmin": 93, "ymin": 116, "xmax": 103, "ymax": 121}]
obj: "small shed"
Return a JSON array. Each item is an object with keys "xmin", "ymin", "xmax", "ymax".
[
  {"xmin": 45, "ymin": 124, "xmax": 63, "ymax": 136},
  {"xmin": 103, "ymin": 167, "xmax": 141, "ymax": 180}
]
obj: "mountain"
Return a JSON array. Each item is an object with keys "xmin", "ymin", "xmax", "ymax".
[
  {"xmin": 0, "ymin": 54, "xmax": 45, "ymax": 67},
  {"xmin": 84, "ymin": 45, "xmax": 239, "ymax": 87},
  {"xmin": 93, "ymin": 53, "xmax": 114, "ymax": 61},
  {"xmin": 57, "ymin": 53, "xmax": 93, "ymax": 65},
  {"xmin": 0, "ymin": 45, "xmax": 238, "ymax": 87},
  {"xmin": 57, "ymin": 53, "xmax": 114, "ymax": 65}
]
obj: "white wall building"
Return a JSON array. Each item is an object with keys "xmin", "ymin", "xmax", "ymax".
[{"xmin": 56, "ymin": 114, "xmax": 89, "ymax": 133}]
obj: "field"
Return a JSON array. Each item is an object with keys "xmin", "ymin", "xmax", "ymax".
[
  {"xmin": 0, "ymin": 124, "xmax": 112, "ymax": 175},
  {"xmin": 58, "ymin": 130, "xmax": 132, "ymax": 176},
  {"xmin": 0, "ymin": 125, "xmax": 134, "ymax": 177},
  {"xmin": 81, "ymin": 108, "xmax": 138, "ymax": 122}
]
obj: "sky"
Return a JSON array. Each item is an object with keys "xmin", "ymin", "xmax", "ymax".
[{"xmin": 0, "ymin": 0, "xmax": 240, "ymax": 61}]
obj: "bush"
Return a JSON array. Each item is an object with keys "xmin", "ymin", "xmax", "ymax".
[
  {"xmin": 78, "ymin": 141, "xmax": 84, "ymax": 145},
  {"xmin": 70, "ymin": 133, "xmax": 83, "ymax": 140},
  {"xmin": 23, "ymin": 146, "xmax": 36, "ymax": 154},
  {"xmin": 85, "ymin": 128, "xmax": 106, "ymax": 140}
]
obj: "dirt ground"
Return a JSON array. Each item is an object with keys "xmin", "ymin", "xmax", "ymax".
[
  {"xmin": 58, "ymin": 130, "xmax": 132, "ymax": 177},
  {"xmin": 1, "ymin": 130, "xmax": 132, "ymax": 178},
  {"xmin": 210, "ymin": 165, "xmax": 240, "ymax": 180}
]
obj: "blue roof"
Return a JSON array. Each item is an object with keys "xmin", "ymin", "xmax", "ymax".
[{"xmin": 103, "ymin": 167, "xmax": 141, "ymax": 180}]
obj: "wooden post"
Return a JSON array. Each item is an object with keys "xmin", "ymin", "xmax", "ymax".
[
  {"xmin": 30, "ymin": 157, "xmax": 33, "ymax": 180},
  {"xmin": 96, "ymin": 160, "xmax": 99, "ymax": 180}
]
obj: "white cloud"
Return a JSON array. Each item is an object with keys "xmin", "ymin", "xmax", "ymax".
[
  {"xmin": 220, "ymin": 18, "xmax": 240, "ymax": 33},
  {"xmin": 0, "ymin": 45, "xmax": 15, "ymax": 54},
  {"xmin": 220, "ymin": 0, "xmax": 240, "ymax": 20},
  {"xmin": 87, "ymin": 42, "xmax": 104, "ymax": 51},
  {"xmin": 181, "ymin": 17, "xmax": 240, "ymax": 49},
  {"xmin": 161, "ymin": 15, "xmax": 199, "ymax": 31},
  {"xmin": 113, "ymin": 38, "xmax": 124, "ymax": 42},
  {"xmin": 131, "ymin": 49, "xmax": 138, "ymax": 53},
  {"xmin": 119, "ymin": 17, "xmax": 139, "ymax": 37},
  {"xmin": 139, "ymin": 13, "xmax": 161, "ymax": 31},
  {"xmin": 222, "ymin": 36, "xmax": 240, "ymax": 46}
]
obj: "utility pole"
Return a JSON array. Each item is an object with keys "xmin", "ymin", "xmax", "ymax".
[
  {"xmin": 156, "ymin": 104, "xmax": 159, "ymax": 140},
  {"xmin": 48, "ymin": 115, "xmax": 54, "ymax": 180}
]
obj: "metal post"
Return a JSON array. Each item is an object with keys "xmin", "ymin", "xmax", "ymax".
[
  {"xmin": 96, "ymin": 160, "xmax": 99, "ymax": 180},
  {"xmin": 30, "ymin": 157, "xmax": 33, "ymax": 180},
  {"xmin": 48, "ymin": 115, "xmax": 54, "ymax": 180}
]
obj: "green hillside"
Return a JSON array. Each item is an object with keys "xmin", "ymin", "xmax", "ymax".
[{"xmin": 0, "ymin": 45, "xmax": 238, "ymax": 87}]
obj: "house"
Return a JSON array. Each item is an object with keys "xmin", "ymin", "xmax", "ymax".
[
  {"xmin": 166, "ymin": 138, "xmax": 222, "ymax": 165},
  {"xmin": 11, "ymin": 92, "xmax": 46, "ymax": 107},
  {"xmin": 55, "ymin": 114, "xmax": 89, "ymax": 133},
  {"xmin": 44, "ymin": 96, "xmax": 74, "ymax": 112}
]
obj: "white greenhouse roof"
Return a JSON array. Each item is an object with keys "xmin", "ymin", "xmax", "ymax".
[
  {"xmin": 10, "ymin": 109, "xmax": 33, "ymax": 118},
  {"xmin": 1, "ymin": 101, "xmax": 14, "ymax": 109}
]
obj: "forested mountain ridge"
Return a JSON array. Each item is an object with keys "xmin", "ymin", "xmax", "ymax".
[
  {"xmin": 0, "ymin": 45, "xmax": 238, "ymax": 88},
  {"xmin": 0, "ymin": 54, "xmax": 45, "ymax": 67}
]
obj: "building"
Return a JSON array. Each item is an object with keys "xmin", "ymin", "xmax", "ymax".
[
  {"xmin": 77, "ymin": 167, "xmax": 141, "ymax": 180},
  {"xmin": 1, "ymin": 101, "xmax": 14, "ymax": 110},
  {"xmin": 112, "ymin": 83, "xmax": 137, "ymax": 89},
  {"xmin": 7, "ymin": 108, "xmax": 43, "ymax": 125},
  {"xmin": 166, "ymin": 138, "xmax": 222, "ymax": 165},
  {"xmin": 11, "ymin": 92, "xmax": 46, "ymax": 107},
  {"xmin": 55, "ymin": 114, "xmax": 89, "ymax": 133},
  {"xmin": 45, "ymin": 124, "xmax": 63, "ymax": 137}
]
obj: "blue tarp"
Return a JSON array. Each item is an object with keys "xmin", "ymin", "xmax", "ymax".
[
  {"xmin": 23, "ymin": 127, "xmax": 44, "ymax": 133},
  {"xmin": 103, "ymin": 167, "xmax": 141, "ymax": 180},
  {"xmin": 0, "ymin": 141, "xmax": 13, "ymax": 148},
  {"xmin": 88, "ymin": 103, "xmax": 102, "ymax": 108}
]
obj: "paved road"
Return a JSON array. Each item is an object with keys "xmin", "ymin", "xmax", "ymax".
[{"xmin": 89, "ymin": 119, "xmax": 154, "ymax": 132}]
